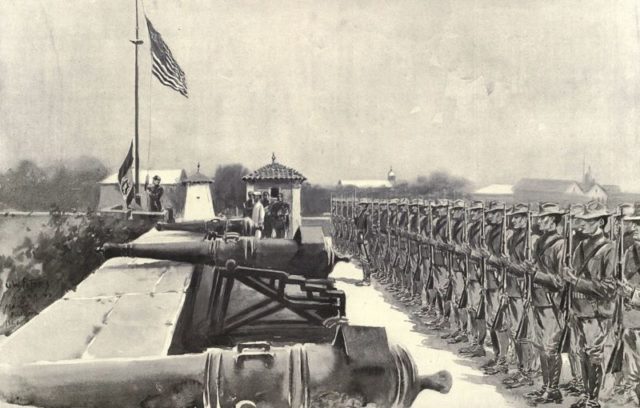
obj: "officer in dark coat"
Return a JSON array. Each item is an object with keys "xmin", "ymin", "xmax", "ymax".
[{"xmin": 145, "ymin": 175, "xmax": 164, "ymax": 212}]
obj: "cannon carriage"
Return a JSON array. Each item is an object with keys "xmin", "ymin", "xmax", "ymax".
[{"xmin": 0, "ymin": 226, "xmax": 451, "ymax": 407}]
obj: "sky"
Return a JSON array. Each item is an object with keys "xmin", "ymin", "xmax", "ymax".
[{"xmin": 1, "ymin": 0, "xmax": 640, "ymax": 189}]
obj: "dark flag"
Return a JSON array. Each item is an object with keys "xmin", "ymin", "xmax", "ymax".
[
  {"xmin": 118, "ymin": 142, "xmax": 135, "ymax": 206},
  {"xmin": 145, "ymin": 17, "xmax": 188, "ymax": 97}
]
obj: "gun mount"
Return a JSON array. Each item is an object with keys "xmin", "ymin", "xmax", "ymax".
[
  {"xmin": 101, "ymin": 226, "xmax": 347, "ymax": 279},
  {"xmin": 0, "ymin": 326, "xmax": 451, "ymax": 408}
]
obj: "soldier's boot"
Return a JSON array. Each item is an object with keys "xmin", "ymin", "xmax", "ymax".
[
  {"xmin": 634, "ymin": 383, "xmax": 640, "ymax": 406},
  {"xmin": 484, "ymin": 356, "xmax": 509, "ymax": 375},
  {"xmin": 584, "ymin": 363, "xmax": 604, "ymax": 408},
  {"xmin": 465, "ymin": 344, "xmax": 487, "ymax": 358},
  {"xmin": 525, "ymin": 354, "xmax": 549, "ymax": 400},
  {"xmin": 531, "ymin": 354, "xmax": 563, "ymax": 403}
]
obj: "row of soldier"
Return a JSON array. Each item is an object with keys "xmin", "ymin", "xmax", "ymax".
[{"xmin": 330, "ymin": 197, "xmax": 640, "ymax": 408}]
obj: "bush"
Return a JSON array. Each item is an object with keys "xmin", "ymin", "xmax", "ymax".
[{"xmin": 0, "ymin": 209, "xmax": 154, "ymax": 335}]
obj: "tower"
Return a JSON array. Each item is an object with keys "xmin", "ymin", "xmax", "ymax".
[
  {"xmin": 183, "ymin": 163, "xmax": 215, "ymax": 221},
  {"xmin": 387, "ymin": 166, "xmax": 396, "ymax": 186}
]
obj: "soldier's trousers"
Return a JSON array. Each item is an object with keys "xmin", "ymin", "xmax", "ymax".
[
  {"xmin": 532, "ymin": 306, "xmax": 563, "ymax": 390},
  {"xmin": 485, "ymin": 289, "xmax": 509, "ymax": 358},
  {"xmin": 574, "ymin": 316, "xmax": 613, "ymax": 400},
  {"xmin": 623, "ymin": 328, "xmax": 640, "ymax": 385},
  {"xmin": 450, "ymin": 269, "xmax": 466, "ymax": 331},
  {"xmin": 467, "ymin": 280, "xmax": 485, "ymax": 345},
  {"xmin": 408, "ymin": 252, "xmax": 421, "ymax": 296},
  {"xmin": 506, "ymin": 297, "xmax": 538, "ymax": 372},
  {"xmin": 432, "ymin": 264, "xmax": 449, "ymax": 316},
  {"xmin": 357, "ymin": 240, "xmax": 371, "ymax": 280}
]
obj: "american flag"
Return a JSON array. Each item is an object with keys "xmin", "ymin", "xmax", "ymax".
[{"xmin": 145, "ymin": 17, "xmax": 188, "ymax": 98}]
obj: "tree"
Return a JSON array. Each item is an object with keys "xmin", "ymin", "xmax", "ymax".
[{"xmin": 213, "ymin": 164, "xmax": 250, "ymax": 214}]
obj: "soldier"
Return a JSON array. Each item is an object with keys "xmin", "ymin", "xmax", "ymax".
[
  {"xmin": 355, "ymin": 198, "xmax": 373, "ymax": 286},
  {"xmin": 407, "ymin": 199, "xmax": 423, "ymax": 305},
  {"xmin": 479, "ymin": 201, "xmax": 510, "ymax": 376},
  {"xmin": 271, "ymin": 193, "xmax": 290, "ymax": 238},
  {"xmin": 145, "ymin": 175, "xmax": 164, "ymax": 212},
  {"xmin": 396, "ymin": 199, "xmax": 411, "ymax": 299},
  {"xmin": 443, "ymin": 199, "xmax": 469, "ymax": 343},
  {"xmin": 618, "ymin": 203, "xmax": 640, "ymax": 404},
  {"xmin": 459, "ymin": 200, "xmax": 487, "ymax": 358},
  {"xmin": 383, "ymin": 199, "xmax": 400, "ymax": 286},
  {"xmin": 376, "ymin": 199, "xmax": 390, "ymax": 279},
  {"xmin": 561, "ymin": 201, "xmax": 616, "ymax": 408},
  {"xmin": 416, "ymin": 200, "xmax": 436, "ymax": 318},
  {"xmin": 501, "ymin": 203, "xmax": 537, "ymax": 388},
  {"xmin": 369, "ymin": 199, "xmax": 381, "ymax": 275},
  {"xmin": 520, "ymin": 202, "xmax": 566, "ymax": 404},
  {"xmin": 425, "ymin": 199, "xmax": 451, "ymax": 331}
]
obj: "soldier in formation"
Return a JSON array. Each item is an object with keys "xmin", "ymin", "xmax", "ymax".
[{"xmin": 330, "ymin": 196, "xmax": 640, "ymax": 407}]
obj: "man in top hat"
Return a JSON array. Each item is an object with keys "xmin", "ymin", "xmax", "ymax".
[
  {"xmin": 520, "ymin": 202, "xmax": 566, "ymax": 404},
  {"xmin": 500, "ymin": 203, "xmax": 538, "ymax": 388},
  {"xmin": 425, "ymin": 199, "xmax": 452, "ymax": 330},
  {"xmin": 355, "ymin": 198, "xmax": 373, "ymax": 286},
  {"xmin": 459, "ymin": 200, "xmax": 488, "ymax": 357},
  {"xmin": 443, "ymin": 199, "xmax": 470, "ymax": 344},
  {"xmin": 562, "ymin": 201, "xmax": 617, "ymax": 408},
  {"xmin": 613, "ymin": 203, "xmax": 640, "ymax": 404}
]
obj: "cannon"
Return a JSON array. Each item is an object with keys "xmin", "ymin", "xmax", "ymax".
[
  {"xmin": 156, "ymin": 216, "xmax": 254, "ymax": 237},
  {"xmin": 101, "ymin": 226, "xmax": 347, "ymax": 279},
  {"xmin": 0, "ymin": 325, "xmax": 451, "ymax": 408}
]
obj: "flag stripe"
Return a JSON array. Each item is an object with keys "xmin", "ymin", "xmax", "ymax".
[{"xmin": 145, "ymin": 17, "xmax": 188, "ymax": 98}]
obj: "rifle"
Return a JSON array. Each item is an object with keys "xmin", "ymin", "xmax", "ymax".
[
  {"xmin": 516, "ymin": 208, "xmax": 533, "ymax": 342},
  {"xmin": 425, "ymin": 201, "xmax": 436, "ymax": 290},
  {"xmin": 458, "ymin": 204, "xmax": 470, "ymax": 309},
  {"xmin": 444, "ymin": 203, "xmax": 455, "ymax": 302},
  {"xmin": 476, "ymin": 202, "xmax": 487, "ymax": 320},
  {"xmin": 491, "ymin": 205, "xmax": 510, "ymax": 331},
  {"xmin": 606, "ymin": 207, "xmax": 626, "ymax": 374},
  {"xmin": 557, "ymin": 213, "xmax": 574, "ymax": 354}
]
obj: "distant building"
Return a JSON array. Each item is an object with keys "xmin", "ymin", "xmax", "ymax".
[
  {"xmin": 338, "ymin": 167, "xmax": 396, "ymax": 189},
  {"xmin": 98, "ymin": 169, "xmax": 187, "ymax": 213},
  {"xmin": 242, "ymin": 154, "xmax": 306, "ymax": 237},
  {"xmin": 472, "ymin": 166, "xmax": 640, "ymax": 206},
  {"xmin": 473, "ymin": 184, "xmax": 515, "ymax": 204}
]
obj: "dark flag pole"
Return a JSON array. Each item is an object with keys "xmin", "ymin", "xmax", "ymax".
[{"xmin": 131, "ymin": 0, "xmax": 143, "ymax": 205}]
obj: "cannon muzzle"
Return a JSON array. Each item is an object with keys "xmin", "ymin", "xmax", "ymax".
[
  {"xmin": 419, "ymin": 370, "xmax": 452, "ymax": 394},
  {"xmin": 100, "ymin": 227, "xmax": 342, "ymax": 278}
]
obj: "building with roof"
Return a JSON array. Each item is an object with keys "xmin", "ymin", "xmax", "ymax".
[
  {"xmin": 242, "ymin": 154, "xmax": 306, "ymax": 237},
  {"xmin": 337, "ymin": 167, "xmax": 396, "ymax": 189},
  {"xmin": 98, "ymin": 169, "xmax": 187, "ymax": 213},
  {"xmin": 472, "ymin": 184, "xmax": 515, "ymax": 204},
  {"xmin": 183, "ymin": 164, "xmax": 215, "ymax": 221},
  {"xmin": 472, "ymin": 167, "xmax": 636, "ymax": 206}
]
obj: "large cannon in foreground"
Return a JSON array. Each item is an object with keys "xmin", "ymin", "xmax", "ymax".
[
  {"xmin": 0, "ymin": 326, "xmax": 451, "ymax": 408},
  {"xmin": 101, "ymin": 227, "xmax": 346, "ymax": 279}
]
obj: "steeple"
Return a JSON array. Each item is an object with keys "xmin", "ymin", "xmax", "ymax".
[{"xmin": 387, "ymin": 166, "xmax": 396, "ymax": 185}]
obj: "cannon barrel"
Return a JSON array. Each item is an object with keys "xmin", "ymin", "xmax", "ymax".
[
  {"xmin": 0, "ymin": 326, "xmax": 450, "ymax": 408},
  {"xmin": 156, "ymin": 216, "xmax": 253, "ymax": 236},
  {"xmin": 101, "ymin": 227, "xmax": 346, "ymax": 279}
]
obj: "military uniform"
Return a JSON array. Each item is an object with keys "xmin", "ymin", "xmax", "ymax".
[
  {"xmin": 566, "ymin": 201, "xmax": 617, "ymax": 408},
  {"xmin": 442, "ymin": 200, "xmax": 468, "ymax": 342},
  {"xmin": 521, "ymin": 203, "xmax": 566, "ymax": 403},
  {"xmin": 481, "ymin": 201, "xmax": 510, "ymax": 374},
  {"xmin": 355, "ymin": 199, "xmax": 373, "ymax": 285},
  {"xmin": 407, "ymin": 199, "xmax": 423, "ymax": 304},
  {"xmin": 426, "ymin": 199, "xmax": 452, "ymax": 329},
  {"xmin": 459, "ymin": 201, "xmax": 487, "ymax": 357}
]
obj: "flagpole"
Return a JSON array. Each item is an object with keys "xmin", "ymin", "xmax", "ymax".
[{"xmin": 132, "ymin": 0, "xmax": 143, "ymax": 205}]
